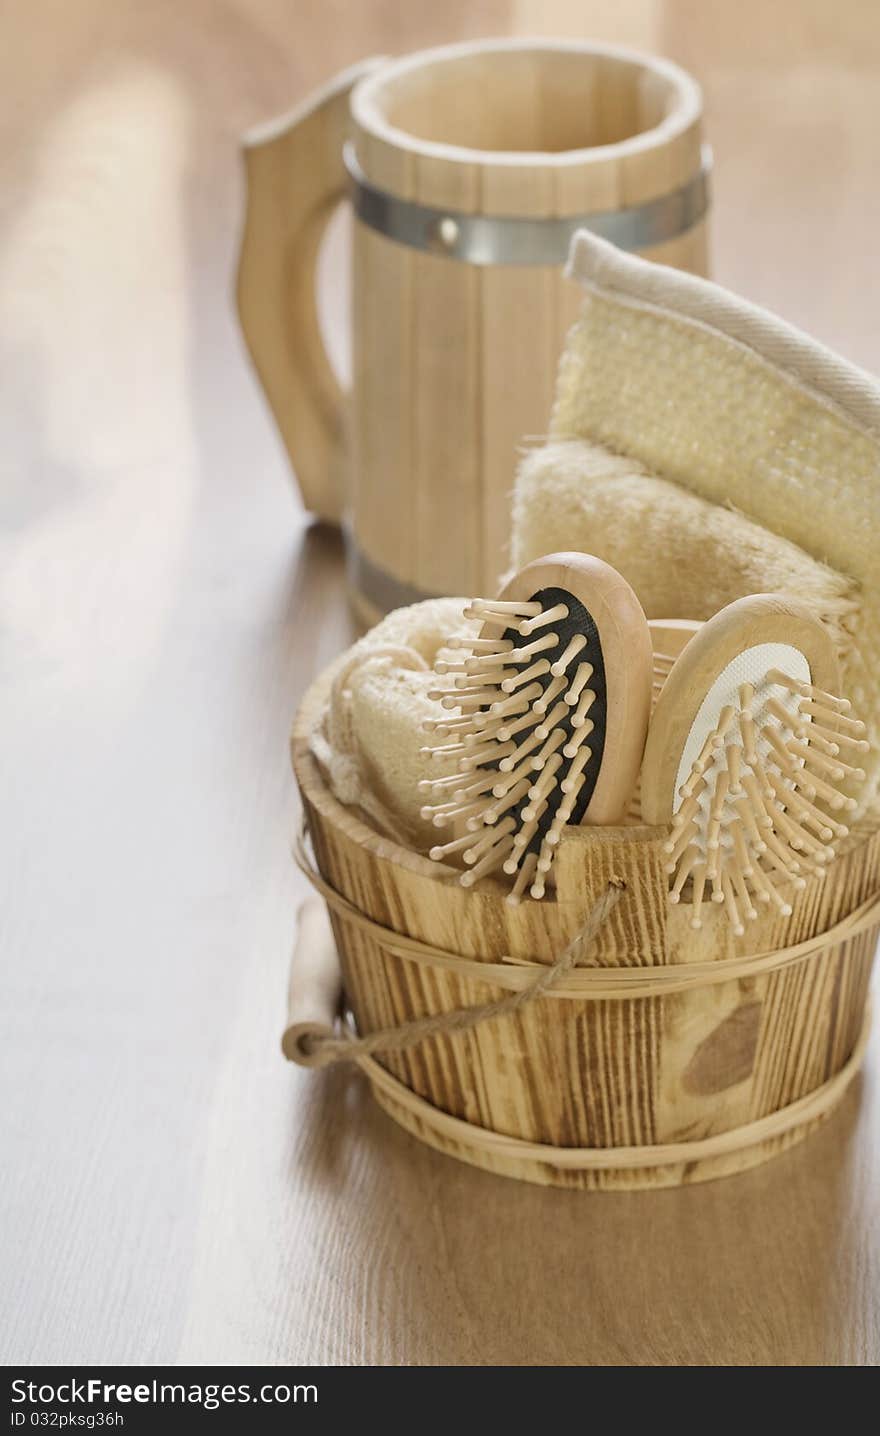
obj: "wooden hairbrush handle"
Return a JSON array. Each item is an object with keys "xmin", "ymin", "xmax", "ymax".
[
  {"xmin": 640, "ymin": 593, "xmax": 868, "ymax": 933},
  {"xmin": 641, "ymin": 593, "xmax": 843, "ymax": 826},
  {"xmin": 424, "ymin": 551, "xmax": 653, "ymax": 901}
]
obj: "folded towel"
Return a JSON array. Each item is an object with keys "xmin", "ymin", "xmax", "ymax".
[{"xmin": 514, "ymin": 438, "xmax": 858, "ymax": 646}]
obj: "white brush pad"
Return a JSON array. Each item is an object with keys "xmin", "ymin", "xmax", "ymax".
[{"xmin": 673, "ymin": 642, "xmax": 810, "ymax": 820}]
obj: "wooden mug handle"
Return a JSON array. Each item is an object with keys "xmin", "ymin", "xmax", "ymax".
[
  {"xmin": 237, "ymin": 58, "xmax": 385, "ymax": 523},
  {"xmin": 281, "ymin": 897, "xmax": 344, "ymax": 1066}
]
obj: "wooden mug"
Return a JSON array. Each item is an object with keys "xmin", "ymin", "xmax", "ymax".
[{"xmin": 238, "ymin": 39, "xmax": 711, "ymax": 626}]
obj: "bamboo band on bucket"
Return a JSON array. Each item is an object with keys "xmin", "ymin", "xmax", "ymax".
[
  {"xmin": 357, "ymin": 1003, "xmax": 871, "ymax": 1171},
  {"xmin": 286, "ymin": 825, "xmax": 875, "ymax": 1169},
  {"xmin": 293, "ymin": 879, "xmax": 625, "ymax": 1068},
  {"xmin": 293, "ymin": 820, "xmax": 880, "ymax": 1001}
]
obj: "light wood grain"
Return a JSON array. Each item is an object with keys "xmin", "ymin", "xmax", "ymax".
[
  {"xmin": 238, "ymin": 57, "xmax": 383, "ymax": 521},
  {"xmin": 2, "ymin": 0, "xmax": 879, "ymax": 1368}
]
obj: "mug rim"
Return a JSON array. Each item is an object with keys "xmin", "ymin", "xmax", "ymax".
[{"xmin": 351, "ymin": 36, "xmax": 702, "ymax": 169}]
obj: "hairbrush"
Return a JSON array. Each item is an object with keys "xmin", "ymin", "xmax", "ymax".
[
  {"xmin": 419, "ymin": 553, "xmax": 653, "ymax": 902},
  {"xmin": 640, "ymin": 594, "xmax": 869, "ymax": 933}
]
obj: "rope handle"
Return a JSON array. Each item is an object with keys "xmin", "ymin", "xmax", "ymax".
[{"xmin": 283, "ymin": 883, "xmax": 624, "ymax": 1069}]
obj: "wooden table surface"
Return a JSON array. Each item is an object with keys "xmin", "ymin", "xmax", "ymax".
[{"xmin": 2, "ymin": 0, "xmax": 878, "ymax": 1367}]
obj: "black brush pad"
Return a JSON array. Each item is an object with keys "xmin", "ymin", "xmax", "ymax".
[{"xmin": 492, "ymin": 585, "xmax": 608, "ymax": 857}]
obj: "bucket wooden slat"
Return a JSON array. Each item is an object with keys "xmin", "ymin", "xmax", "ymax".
[{"xmin": 292, "ymin": 662, "xmax": 879, "ymax": 1189}]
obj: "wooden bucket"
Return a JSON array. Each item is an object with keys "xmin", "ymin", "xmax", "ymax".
[
  {"xmin": 238, "ymin": 40, "xmax": 710, "ymax": 626},
  {"xmin": 288, "ymin": 651, "xmax": 880, "ymax": 1190}
]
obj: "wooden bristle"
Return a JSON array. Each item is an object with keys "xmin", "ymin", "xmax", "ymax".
[
  {"xmin": 571, "ymin": 689, "xmax": 597, "ymax": 728},
  {"xmin": 712, "ymin": 706, "xmax": 736, "ymax": 746},
  {"xmin": 533, "ymin": 675, "xmax": 567, "ymax": 715},
  {"xmin": 430, "ymin": 800, "xmax": 483, "ymax": 830},
  {"xmin": 550, "ymin": 633, "xmax": 587, "ymax": 676},
  {"xmin": 519, "ymin": 602, "xmax": 568, "ymax": 635},
  {"xmin": 492, "ymin": 755, "xmax": 540, "ymax": 795},
  {"xmin": 455, "ymin": 666, "xmax": 517, "ymax": 687},
  {"xmin": 689, "ymin": 864, "xmax": 707, "ymax": 928},
  {"xmin": 463, "ymin": 817, "xmax": 516, "ymax": 866},
  {"xmin": 766, "ymin": 669, "xmax": 851, "ymax": 711},
  {"xmin": 507, "ymin": 632, "xmax": 559, "ymax": 662},
  {"xmin": 534, "ymin": 728, "xmax": 567, "ymax": 768},
  {"xmin": 765, "ymin": 694, "xmax": 806, "ymax": 736},
  {"xmin": 429, "ymin": 830, "xmax": 477, "ymax": 862},
  {"xmin": 490, "ymin": 683, "xmax": 544, "ymax": 716},
  {"xmin": 461, "ymin": 834, "xmax": 516, "ymax": 887},
  {"xmin": 534, "ymin": 701, "xmax": 569, "ymax": 741},
  {"xmin": 807, "ymin": 724, "xmax": 869, "ymax": 754},
  {"xmin": 506, "ymin": 852, "xmax": 538, "ymax": 906},
  {"xmin": 497, "ymin": 709, "xmax": 543, "ymax": 743},
  {"xmin": 721, "ymin": 873, "xmax": 744, "ymax": 936},
  {"xmin": 669, "ymin": 847, "xmax": 698, "ymax": 903},
  {"xmin": 497, "ymin": 728, "xmax": 544, "ymax": 771},
  {"xmin": 425, "ymin": 585, "xmax": 607, "ymax": 899},
  {"xmin": 562, "ymin": 718, "xmax": 593, "ymax": 757},
  {"xmin": 464, "ymin": 599, "xmax": 542, "ymax": 621},
  {"xmin": 664, "ymin": 667, "xmax": 869, "ymax": 933},
  {"xmin": 459, "ymin": 739, "xmax": 515, "ymax": 771},
  {"xmin": 561, "ymin": 745, "xmax": 593, "ymax": 793},
  {"xmin": 738, "ymin": 708, "xmax": 758, "ymax": 764},
  {"xmin": 797, "ymin": 700, "xmax": 866, "ymax": 735},
  {"xmin": 691, "ymin": 733, "xmax": 718, "ymax": 779},
  {"xmin": 447, "ymin": 635, "xmax": 513, "ymax": 654},
  {"xmin": 500, "ymin": 658, "xmax": 551, "ymax": 693},
  {"xmin": 482, "ymin": 778, "xmax": 531, "ymax": 825},
  {"xmin": 565, "ymin": 662, "xmax": 593, "ymax": 705}
]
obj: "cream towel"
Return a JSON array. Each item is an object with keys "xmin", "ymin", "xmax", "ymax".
[
  {"xmin": 512, "ymin": 231, "xmax": 880, "ymax": 817},
  {"xmin": 513, "ymin": 438, "xmax": 858, "ymax": 648}
]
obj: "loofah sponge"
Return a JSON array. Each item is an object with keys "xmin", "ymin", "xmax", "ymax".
[
  {"xmin": 309, "ymin": 598, "xmax": 477, "ymax": 849},
  {"xmin": 513, "ymin": 438, "xmax": 859, "ymax": 648}
]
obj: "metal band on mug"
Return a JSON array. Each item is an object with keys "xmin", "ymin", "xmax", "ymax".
[
  {"xmin": 345, "ymin": 142, "xmax": 712, "ymax": 265},
  {"xmin": 346, "ymin": 537, "xmax": 439, "ymax": 615}
]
